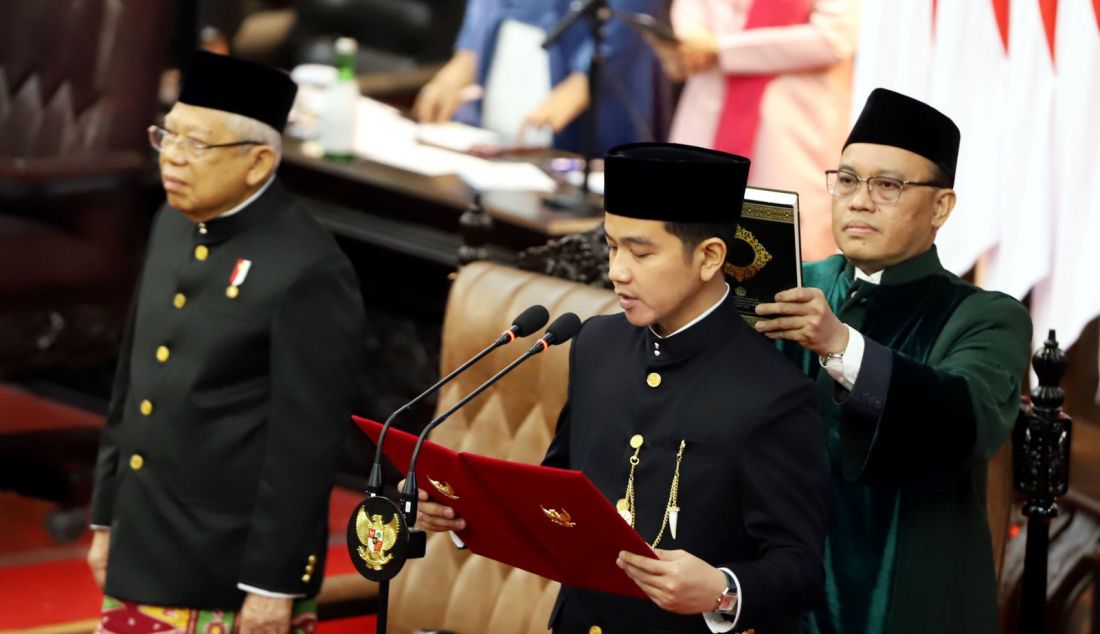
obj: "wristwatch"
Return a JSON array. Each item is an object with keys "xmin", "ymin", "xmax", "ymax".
[
  {"xmin": 715, "ymin": 568, "xmax": 738, "ymax": 614},
  {"xmin": 818, "ymin": 350, "xmax": 844, "ymax": 368}
]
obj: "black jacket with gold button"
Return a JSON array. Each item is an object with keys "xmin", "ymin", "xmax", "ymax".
[
  {"xmin": 90, "ymin": 181, "xmax": 366, "ymax": 610},
  {"xmin": 543, "ymin": 292, "xmax": 828, "ymax": 634}
]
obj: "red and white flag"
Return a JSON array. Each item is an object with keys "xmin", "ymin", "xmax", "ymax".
[
  {"xmin": 982, "ymin": 0, "xmax": 1057, "ymax": 301},
  {"xmin": 926, "ymin": 0, "xmax": 1010, "ymax": 276},
  {"xmin": 849, "ymin": 0, "xmax": 935, "ymax": 121},
  {"xmin": 1030, "ymin": 0, "xmax": 1100, "ymax": 362}
]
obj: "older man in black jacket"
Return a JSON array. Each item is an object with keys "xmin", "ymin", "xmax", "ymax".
[
  {"xmin": 416, "ymin": 144, "xmax": 828, "ymax": 634},
  {"xmin": 87, "ymin": 51, "xmax": 366, "ymax": 634}
]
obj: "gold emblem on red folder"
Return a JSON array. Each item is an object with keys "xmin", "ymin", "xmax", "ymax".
[
  {"xmin": 355, "ymin": 507, "xmax": 399, "ymax": 571},
  {"xmin": 428, "ymin": 475, "xmax": 460, "ymax": 500},
  {"xmin": 541, "ymin": 506, "xmax": 576, "ymax": 528}
]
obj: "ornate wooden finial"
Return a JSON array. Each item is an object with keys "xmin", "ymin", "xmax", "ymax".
[
  {"xmin": 457, "ymin": 193, "xmax": 491, "ymax": 266},
  {"xmin": 1014, "ymin": 329, "xmax": 1074, "ymax": 634},
  {"xmin": 1031, "ymin": 329, "xmax": 1067, "ymax": 414},
  {"xmin": 1015, "ymin": 329, "xmax": 1072, "ymax": 505}
]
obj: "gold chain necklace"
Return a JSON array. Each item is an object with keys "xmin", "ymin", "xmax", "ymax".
[{"xmin": 617, "ymin": 437, "xmax": 686, "ymax": 548}]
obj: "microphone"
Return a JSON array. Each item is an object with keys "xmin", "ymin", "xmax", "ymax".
[
  {"xmin": 399, "ymin": 313, "xmax": 582, "ymax": 521},
  {"xmin": 496, "ymin": 304, "xmax": 552, "ymax": 345},
  {"xmin": 365, "ymin": 304, "xmax": 549, "ymax": 496}
]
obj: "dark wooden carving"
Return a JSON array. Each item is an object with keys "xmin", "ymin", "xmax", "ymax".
[
  {"xmin": 1000, "ymin": 491, "xmax": 1100, "ymax": 634},
  {"xmin": 0, "ymin": 304, "xmax": 126, "ymax": 374},
  {"xmin": 1012, "ymin": 329, "xmax": 1074, "ymax": 633},
  {"xmin": 516, "ymin": 225, "xmax": 611, "ymax": 289}
]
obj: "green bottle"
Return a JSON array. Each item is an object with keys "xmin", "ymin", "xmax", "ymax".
[{"xmin": 320, "ymin": 37, "xmax": 358, "ymax": 161}]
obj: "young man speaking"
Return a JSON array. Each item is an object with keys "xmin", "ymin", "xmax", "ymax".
[{"xmin": 418, "ymin": 143, "xmax": 829, "ymax": 633}]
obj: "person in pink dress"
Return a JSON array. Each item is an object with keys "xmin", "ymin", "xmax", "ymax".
[{"xmin": 653, "ymin": 0, "xmax": 861, "ymax": 261}]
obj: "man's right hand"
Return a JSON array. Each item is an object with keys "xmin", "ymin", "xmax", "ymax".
[
  {"xmin": 87, "ymin": 529, "xmax": 111, "ymax": 589},
  {"xmin": 397, "ymin": 479, "xmax": 466, "ymax": 532},
  {"xmin": 413, "ymin": 51, "xmax": 478, "ymax": 124}
]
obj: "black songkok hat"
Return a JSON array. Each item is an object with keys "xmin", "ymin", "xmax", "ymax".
[
  {"xmin": 178, "ymin": 51, "xmax": 298, "ymax": 132},
  {"xmin": 845, "ymin": 88, "xmax": 961, "ymax": 185},
  {"xmin": 603, "ymin": 143, "xmax": 750, "ymax": 223}
]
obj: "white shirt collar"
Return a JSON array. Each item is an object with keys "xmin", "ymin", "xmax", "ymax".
[
  {"xmin": 854, "ymin": 267, "xmax": 884, "ymax": 284},
  {"xmin": 214, "ymin": 176, "xmax": 275, "ymax": 220},
  {"xmin": 649, "ymin": 283, "xmax": 731, "ymax": 339}
]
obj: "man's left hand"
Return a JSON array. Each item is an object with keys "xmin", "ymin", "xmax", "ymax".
[
  {"xmin": 238, "ymin": 593, "xmax": 293, "ymax": 634},
  {"xmin": 617, "ymin": 549, "xmax": 727, "ymax": 614},
  {"xmin": 754, "ymin": 287, "xmax": 849, "ymax": 356}
]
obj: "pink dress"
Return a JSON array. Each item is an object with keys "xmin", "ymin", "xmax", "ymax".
[{"xmin": 669, "ymin": 0, "xmax": 861, "ymax": 261}]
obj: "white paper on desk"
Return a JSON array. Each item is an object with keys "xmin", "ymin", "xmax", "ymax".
[
  {"xmin": 367, "ymin": 143, "xmax": 492, "ymax": 178},
  {"xmin": 351, "ymin": 97, "xmax": 483, "ymax": 176},
  {"xmin": 459, "ymin": 161, "xmax": 556, "ymax": 193},
  {"xmin": 483, "ymin": 19, "xmax": 553, "ymax": 148},
  {"xmin": 349, "ymin": 95, "xmax": 553, "ymax": 187},
  {"xmin": 417, "ymin": 122, "xmax": 504, "ymax": 153},
  {"xmin": 354, "ymin": 96, "xmax": 416, "ymax": 151}
]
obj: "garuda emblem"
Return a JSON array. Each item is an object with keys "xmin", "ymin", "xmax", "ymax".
[
  {"xmin": 355, "ymin": 507, "xmax": 400, "ymax": 571},
  {"xmin": 541, "ymin": 506, "xmax": 576, "ymax": 528}
]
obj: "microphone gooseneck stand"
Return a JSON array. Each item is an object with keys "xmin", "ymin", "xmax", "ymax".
[
  {"xmin": 543, "ymin": 0, "xmax": 608, "ymax": 216},
  {"xmin": 355, "ymin": 307, "xmax": 548, "ymax": 634}
]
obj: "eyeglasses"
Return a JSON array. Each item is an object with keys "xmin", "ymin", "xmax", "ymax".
[
  {"xmin": 148, "ymin": 125, "xmax": 263, "ymax": 160},
  {"xmin": 825, "ymin": 169, "xmax": 944, "ymax": 204}
]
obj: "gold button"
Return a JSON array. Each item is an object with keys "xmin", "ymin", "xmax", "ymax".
[
  {"xmin": 226, "ymin": 285, "xmax": 239, "ymax": 299},
  {"xmin": 616, "ymin": 499, "xmax": 628, "ymax": 511},
  {"xmin": 140, "ymin": 399, "xmax": 154, "ymax": 416},
  {"xmin": 194, "ymin": 245, "xmax": 209, "ymax": 261},
  {"xmin": 308, "ymin": 554, "xmax": 317, "ymax": 564},
  {"xmin": 589, "ymin": 627, "xmax": 602, "ymax": 634},
  {"xmin": 130, "ymin": 454, "xmax": 144, "ymax": 470},
  {"xmin": 629, "ymin": 434, "xmax": 644, "ymax": 449},
  {"xmin": 173, "ymin": 293, "xmax": 187, "ymax": 309},
  {"xmin": 156, "ymin": 345, "xmax": 170, "ymax": 363},
  {"xmin": 646, "ymin": 372, "xmax": 661, "ymax": 388},
  {"xmin": 301, "ymin": 574, "xmax": 311, "ymax": 583},
  {"xmin": 305, "ymin": 564, "xmax": 315, "ymax": 574}
]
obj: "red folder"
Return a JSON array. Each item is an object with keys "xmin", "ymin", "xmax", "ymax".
[{"xmin": 354, "ymin": 416, "xmax": 656, "ymax": 598}]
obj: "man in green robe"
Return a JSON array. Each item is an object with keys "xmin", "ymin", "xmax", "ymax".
[{"xmin": 754, "ymin": 88, "xmax": 1032, "ymax": 633}]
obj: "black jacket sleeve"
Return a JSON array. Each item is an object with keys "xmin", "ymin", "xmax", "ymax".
[
  {"xmin": 835, "ymin": 292, "xmax": 1032, "ymax": 482},
  {"xmin": 726, "ymin": 381, "xmax": 828, "ymax": 628},
  {"xmin": 236, "ymin": 254, "xmax": 367, "ymax": 593}
]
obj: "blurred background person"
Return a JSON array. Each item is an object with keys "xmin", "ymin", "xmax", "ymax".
[
  {"xmin": 652, "ymin": 0, "xmax": 860, "ymax": 261},
  {"xmin": 86, "ymin": 52, "xmax": 366, "ymax": 634},
  {"xmin": 413, "ymin": 0, "xmax": 665, "ymax": 153}
]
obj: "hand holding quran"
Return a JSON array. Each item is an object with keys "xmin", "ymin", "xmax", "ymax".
[{"xmin": 753, "ymin": 286, "xmax": 851, "ymax": 356}]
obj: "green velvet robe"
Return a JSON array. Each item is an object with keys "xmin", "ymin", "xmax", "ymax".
[{"xmin": 790, "ymin": 247, "xmax": 1031, "ymax": 634}]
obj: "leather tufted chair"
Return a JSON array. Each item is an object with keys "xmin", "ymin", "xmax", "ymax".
[
  {"xmin": 0, "ymin": 0, "xmax": 172, "ymax": 370},
  {"xmin": 383, "ymin": 261, "xmax": 619, "ymax": 634}
]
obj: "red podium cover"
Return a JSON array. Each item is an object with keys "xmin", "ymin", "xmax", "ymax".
[{"xmin": 354, "ymin": 416, "xmax": 656, "ymax": 598}]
